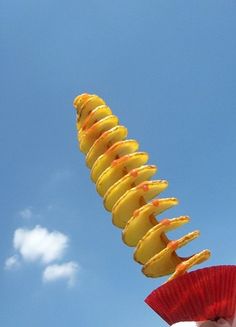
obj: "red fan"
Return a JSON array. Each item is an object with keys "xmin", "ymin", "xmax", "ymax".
[{"xmin": 145, "ymin": 265, "xmax": 236, "ymax": 325}]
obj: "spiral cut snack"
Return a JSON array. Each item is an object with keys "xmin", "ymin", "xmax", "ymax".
[{"xmin": 73, "ymin": 93, "xmax": 210, "ymax": 281}]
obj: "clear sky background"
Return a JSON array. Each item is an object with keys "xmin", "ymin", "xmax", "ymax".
[{"xmin": 1, "ymin": 1, "xmax": 236, "ymax": 326}]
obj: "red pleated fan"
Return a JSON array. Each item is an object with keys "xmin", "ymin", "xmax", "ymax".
[{"xmin": 145, "ymin": 265, "xmax": 236, "ymax": 325}]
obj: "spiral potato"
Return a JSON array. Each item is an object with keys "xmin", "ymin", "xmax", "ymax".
[{"xmin": 73, "ymin": 93, "xmax": 210, "ymax": 281}]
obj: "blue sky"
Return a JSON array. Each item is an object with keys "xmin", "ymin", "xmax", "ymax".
[{"xmin": 1, "ymin": 1, "xmax": 236, "ymax": 326}]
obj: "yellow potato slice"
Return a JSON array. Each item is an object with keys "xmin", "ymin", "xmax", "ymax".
[
  {"xmin": 104, "ymin": 165, "xmax": 157, "ymax": 212},
  {"xmin": 168, "ymin": 249, "xmax": 211, "ymax": 281},
  {"xmin": 73, "ymin": 93, "xmax": 93, "ymax": 110},
  {"xmin": 79, "ymin": 115, "xmax": 119, "ymax": 154},
  {"xmin": 134, "ymin": 216, "xmax": 190, "ymax": 264},
  {"xmin": 142, "ymin": 230, "xmax": 200, "ymax": 277},
  {"xmin": 75, "ymin": 94, "xmax": 105, "ymax": 129},
  {"xmin": 96, "ymin": 152, "xmax": 149, "ymax": 197},
  {"xmin": 90, "ymin": 139, "xmax": 139, "ymax": 183},
  {"xmin": 78, "ymin": 105, "xmax": 112, "ymax": 138},
  {"xmin": 122, "ymin": 198, "xmax": 179, "ymax": 246},
  {"xmin": 85, "ymin": 125, "xmax": 128, "ymax": 169},
  {"xmin": 112, "ymin": 180, "xmax": 168, "ymax": 229}
]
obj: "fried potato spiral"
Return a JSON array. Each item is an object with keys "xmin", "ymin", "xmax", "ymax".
[{"xmin": 73, "ymin": 93, "xmax": 210, "ymax": 281}]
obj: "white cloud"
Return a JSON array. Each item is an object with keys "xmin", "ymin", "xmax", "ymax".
[
  {"xmin": 42, "ymin": 262, "xmax": 79, "ymax": 286},
  {"xmin": 4, "ymin": 255, "xmax": 20, "ymax": 270},
  {"xmin": 19, "ymin": 207, "xmax": 33, "ymax": 219},
  {"xmin": 13, "ymin": 225, "xmax": 69, "ymax": 264},
  {"xmin": 5, "ymin": 225, "xmax": 80, "ymax": 287}
]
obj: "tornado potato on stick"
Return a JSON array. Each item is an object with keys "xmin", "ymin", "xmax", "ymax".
[{"xmin": 73, "ymin": 93, "xmax": 210, "ymax": 280}]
